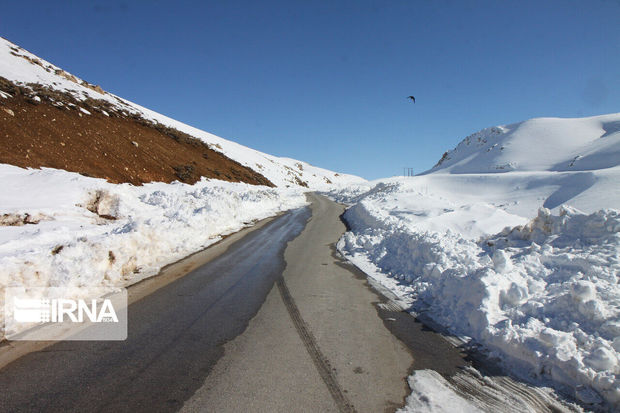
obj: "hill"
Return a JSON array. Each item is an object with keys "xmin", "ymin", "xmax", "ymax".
[
  {"xmin": 425, "ymin": 114, "xmax": 620, "ymax": 175},
  {"xmin": 0, "ymin": 37, "xmax": 363, "ymax": 188}
]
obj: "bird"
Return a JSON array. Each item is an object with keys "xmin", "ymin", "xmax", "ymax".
[{"xmin": 407, "ymin": 95, "xmax": 416, "ymax": 103}]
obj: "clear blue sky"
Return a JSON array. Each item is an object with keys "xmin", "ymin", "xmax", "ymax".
[{"xmin": 3, "ymin": 0, "xmax": 620, "ymax": 179}]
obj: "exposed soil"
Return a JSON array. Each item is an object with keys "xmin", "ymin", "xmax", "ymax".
[{"xmin": 0, "ymin": 79, "xmax": 273, "ymax": 186}]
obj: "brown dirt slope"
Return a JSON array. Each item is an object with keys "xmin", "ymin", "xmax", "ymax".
[{"xmin": 0, "ymin": 78, "xmax": 273, "ymax": 187}]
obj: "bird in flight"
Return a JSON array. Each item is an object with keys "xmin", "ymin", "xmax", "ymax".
[{"xmin": 407, "ymin": 95, "xmax": 416, "ymax": 103}]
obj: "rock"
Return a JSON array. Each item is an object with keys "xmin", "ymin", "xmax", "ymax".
[{"xmin": 86, "ymin": 190, "xmax": 120, "ymax": 220}]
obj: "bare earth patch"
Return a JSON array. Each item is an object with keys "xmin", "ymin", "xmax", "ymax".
[{"xmin": 0, "ymin": 77, "xmax": 273, "ymax": 187}]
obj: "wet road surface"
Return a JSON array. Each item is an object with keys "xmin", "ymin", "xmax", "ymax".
[{"xmin": 0, "ymin": 206, "xmax": 311, "ymax": 412}]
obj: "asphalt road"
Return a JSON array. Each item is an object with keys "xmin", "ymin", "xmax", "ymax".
[{"xmin": 181, "ymin": 193, "xmax": 432, "ymax": 413}]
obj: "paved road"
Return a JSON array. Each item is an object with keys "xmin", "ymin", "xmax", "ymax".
[
  {"xmin": 181, "ymin": 193, "xmax": 436, "ymax": 413},
  {"xmin": 177, "ymin": 194, "xmax": 578, "ymax": 413}
]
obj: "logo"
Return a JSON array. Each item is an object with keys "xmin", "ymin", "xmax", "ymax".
[
  {"xmin": 4, "ymin": 287, "xmax": 127, "ymax": 341},
  {"xmin": 13, "ymin": 297, "xmax": 118, "ymax": 323}
]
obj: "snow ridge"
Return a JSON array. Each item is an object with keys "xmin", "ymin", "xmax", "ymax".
[{"xmin": 426, "ymin": 114, "xmax": 620, "ymax": 174}]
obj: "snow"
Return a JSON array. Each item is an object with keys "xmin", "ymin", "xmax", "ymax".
[
  {"xmin": 0, "ymin": 37, "xmax": 365, "ymax": 190},
  {"xmin": 329, "ymin": 112, "xmax": 620, "ymax": 410},
  {"xmin": 397, "ymin": 366, "xmax": 582, "ymax": 413},
  {"xmin": 397, "ymin": 370, "xmax": 481, "ymax": 413},
  {"xmin": 424, "ymin": 115, "xmax": 620, "ymax": 174},
  {"xmin": 0, "ymin": 164, "xmax": 307, "ymax": 338}
]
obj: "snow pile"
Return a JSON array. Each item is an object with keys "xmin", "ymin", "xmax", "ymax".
[
  {"xmin": 339, "ymin": 187, "xmax": 620, "ymax": 407},
  {"xmin": 436, "ymin": 207, "xmax": 619, "ymax": 406},
  {"xmin": 0, "ymin": 37, "xmax": 364, "ymax": 189},
  {"xmin": 0, "ymin": 164, "xmax": 307, "ymax": 338}
]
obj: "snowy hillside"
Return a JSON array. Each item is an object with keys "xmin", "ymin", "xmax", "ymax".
[
  {"xmin": 425, "ymin": 114, "xmax": 620, "ymax": 174},
  {"xmin": 0, "ymin": 36, "xmax": 364, "ymax": 189},
  {"xmin": 0, "ymin": 37, "xmax": 363, "ymax": 340},
  {"xmin": 328, "ymin": 114, "xmax": 620, "ymax": 410}
]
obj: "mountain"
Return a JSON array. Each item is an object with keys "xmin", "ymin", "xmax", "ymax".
[
  {"xmin": 330, "ymin": 114, "xmax": 620, "ymax": 409},
  {"xmin": 425, "ymin": 113, "xmax": 620, "ymax": 175},
  {"xmin": 0, "ymin": 37, "xmax": 364, "ymax": 188}
]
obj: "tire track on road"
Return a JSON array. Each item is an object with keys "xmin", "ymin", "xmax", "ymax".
[{"xmin": 276, "ymin": 276, "xmax": 356, "ymax": 413}]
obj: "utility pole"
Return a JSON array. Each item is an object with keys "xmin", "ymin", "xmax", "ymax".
[{"xmin": 403, "ymin": 168, "xmax": 414, "ymax": 177}]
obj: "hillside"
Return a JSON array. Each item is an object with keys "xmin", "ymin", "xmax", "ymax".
[
  {"xmin": 0, "ymin": 37, "xmax": 361, "ymax": 341},
  {"xmin": 0, "ymin": 37, "xmax": 363, "ymax": 188},
  {"xmin": 0, "ymin": 81, "xmax": 273, "ymax": 186},
  {"xmin": 425, "ymin": 113, "xmax": 620, "ymax": 175}
]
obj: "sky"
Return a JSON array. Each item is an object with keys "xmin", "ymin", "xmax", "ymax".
[{"xmin": 2, "ymin": 0, "xmax": 620, "ymax": 180}]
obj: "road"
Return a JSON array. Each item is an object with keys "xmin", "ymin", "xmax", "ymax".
[
  {"xmin": 1, "ymin": 194, "xmax": 426, "ymax": 412},
  {"xmin": 180, "ymin": 193, "xmax": 443, "ymax": 413},
  {"xmin": 0, "ymin": 194, "xmax": 575, "ymax": 412}
]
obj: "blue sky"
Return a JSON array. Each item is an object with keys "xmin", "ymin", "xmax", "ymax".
[{"xmin": 3, "ymin": 0, "xmax": 620, "ymax": 179}]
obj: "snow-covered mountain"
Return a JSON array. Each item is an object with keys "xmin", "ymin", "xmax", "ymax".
[
  {"xmin": 0, "ymin": 36, "xmax": 364, "ymax": 188},
  {"xmin": 328, "ymin": 114, "xmax": 620, "ymax": 410},
  {"xmin": 425, "ymin": 113, "xmax": 620, "ymax": 174}
]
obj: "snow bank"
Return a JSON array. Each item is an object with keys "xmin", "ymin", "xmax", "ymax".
[
  {"xmin": 334, "ymin": 179, "xmax": 620, "ymax": 409},
  {"xmin": 0, "ymin": 165, "xmax": 307, "ymax": 338}
]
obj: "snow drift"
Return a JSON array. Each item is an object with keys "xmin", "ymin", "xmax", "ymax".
[{"xmin": 0, "ymin": 164, "xmax": 308, "ymax": 338}]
